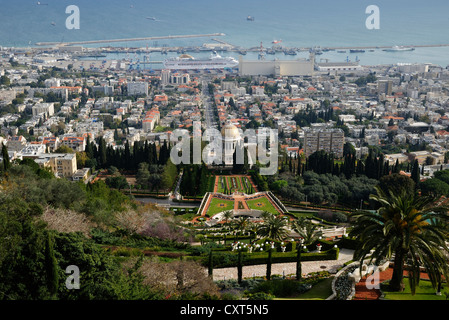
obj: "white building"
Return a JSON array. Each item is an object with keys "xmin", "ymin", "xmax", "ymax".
[
  {"xmin": 19, "ymin": 144, "xmax": 47, "ymax": 158},
  {"xmin": 315, "ymin": 62, "xmax": 363, "ymax": 74},
  {"xmin": 32, "ymin": 103, "xmax": 55, "ymax": 117},
  {"xmin": 161, "ymin": 69, "xmax": 171, "ymax": 85},
  {"xmin": 127, "ymin": 82, "xmax": 148, "ymax": 96},
  {"xmin": 239, "ymin": 56, "xmax": 314, "ymax": 77},
  {"xmin": 44, "ymin": 78, "xmax": 60, "ymax": 88}
]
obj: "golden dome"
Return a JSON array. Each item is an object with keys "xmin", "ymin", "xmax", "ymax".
[{"xmin": 221, "ymin": 123, "xmax": 240, "ymax": 139}]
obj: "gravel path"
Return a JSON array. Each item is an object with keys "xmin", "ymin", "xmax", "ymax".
[{"xmin": 212, "ymin": 249, "xmax": 355, "ymax": 281}]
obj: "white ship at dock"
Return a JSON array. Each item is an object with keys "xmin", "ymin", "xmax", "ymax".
[
  {"xmin": 383, "ymin": 46, "xmax": 415, "ymax": 52},
  {"xmin": 163, "ymin": 51, "xmax": 238, "ymax": 70}
]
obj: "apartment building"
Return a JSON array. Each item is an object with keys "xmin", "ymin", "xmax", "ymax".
[
  {"xmin": 304, "ymin": 128, "xmax": 345, "ymax": 158},
  {"xmin": 127, "ymin": 81, "xmax": 148, "ymax": 96},
  {"xmin": 61, "ymin": 136, "xmax": 86, "ymax": 152},
  {"xmin": 32, "ymin": 102, "xmax": 55, "ymax": 117},
  {"xmin": 35, "ymin": 153, "xmax": 77, "ymax": 179},
  {"xmin": 142, "ymin": 107, "xmax": 160, "ymax": 133}
]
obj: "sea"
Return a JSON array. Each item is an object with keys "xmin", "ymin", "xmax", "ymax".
[{"xmin": 2, "ymin": 0, "xmax": 449, "ymax": 67}]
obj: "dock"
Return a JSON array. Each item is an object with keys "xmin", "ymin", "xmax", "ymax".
[{"xmin": 35, "ymin": 33, "xmax": 226, "ymax": 47}]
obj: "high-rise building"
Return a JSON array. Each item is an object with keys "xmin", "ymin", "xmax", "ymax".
[
  {"xmin": 161, "ymin": 69, "xmax": 171, "ymax": 85},
  {"xmin": 304, "ymin": 128, "xmax": 344, "ymax": 158}
]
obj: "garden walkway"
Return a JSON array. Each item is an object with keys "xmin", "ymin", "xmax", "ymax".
[
  {"xmin": 211, "ymin": 248, "xmax": 354, "ymax": 282},
  {"xmin": 233, "ymin": 195, "xmax": 249, "ymax": 211}
]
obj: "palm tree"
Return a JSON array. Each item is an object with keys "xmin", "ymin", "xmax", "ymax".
[
  {"xmin": 257, "ymin": 213, "xmax": 289, "ymax": 281},
  {"xmin": 232, "ymin": 216, "xmax": 250, "ymax": 233},
  {"xmin": 260, "ymin": 210, "xmax": 273, "ymax": 221},
  {"xmin": 349, "ymin": 186, "xmax": 449, "ymax": 293},
  {"xmin": 292, "ymin": 217, "xmax": 323, "ymax": 246},
  {"xmin": 222, "ymin": 210, "xmax": 234, "ymax": 225},
  {"xmin": 291, "ymin": 218, "xmax": 323, "ymax": 280},
  {"xmin": 257, "ymin": 213, "xmax": 289, "ymax": 241}
]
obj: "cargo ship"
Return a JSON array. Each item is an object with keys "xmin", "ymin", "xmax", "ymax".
[{"xmin": 163, "ymin": 52, "xmax": 239, "ymax": 70}]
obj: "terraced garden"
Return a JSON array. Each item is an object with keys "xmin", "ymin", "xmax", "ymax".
[
  {"xmin": 246, "ymin": 196, "xmax": 280, "ymax": 215},
  {"xmin": 216, "ymin": 175, "xmax": 256, "ymax": 194},
  {"xmin": 206, "ymin": 197, "xmax": 234, "ymax": 216}
]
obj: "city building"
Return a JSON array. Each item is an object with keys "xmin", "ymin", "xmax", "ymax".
[
  {"xmin": 61, "ymin": 136, "xmax": 86, "ymax": 152},
  {"xmin": 142, "ymin": 107, "xmax": 160, "ymax": 133},
  {"xmin": 32, "ymin": 103, "xmax": 55, "ymax": 117},
  {"xmin": 42, "ymin": 137, "xmax": 61, "ymax": 152},
  {"xmin": 304, "ymin": 128, "xmax": 345, "ymax": 158},
  {"xmin": 7, "ymin": 135, "xmax": 27, "ymax": 152},
  {"xmin": 19, "ymin": 143, "xmax": 46, "ymax": 159},
  {"xmin": 34, "ymin": 153, "xmax": 77, "ymax": 179},
  {"xmin": 127, "ymin": 81, "xmax": 149, "ymax": 96},
  {"xmin": 239, "ymin": 55, "xmax": 314, "ymax": 77},
  {"xmin": 377, "ymin": 80, "xmax": 393, "ymax": 95},
  {"xmin": 315, "ymin": 62, "xmax": 363, "ymax": 74}
]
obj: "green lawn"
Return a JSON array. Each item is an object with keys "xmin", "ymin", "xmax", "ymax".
[
  {"xmin": 382, "ymin": 279, "xmax": 448, "ymax": 300},
  {"xmin": 216, "ymin": 176, "xmax": 250, "ymax": 194},
  {"xmin": 226, "ymin": 176, "xmax": 244, "ymax": 193},
  {"xmin": 246, "ymin": 197, "xmax": 279, "ymax": 215},
  {"xmin": 206, "ymin": 197, "xmax": 234, "ymax": 216},
  {"xmin": 217, "ymin": 176, "xmax": 227, "ymax": 193}
]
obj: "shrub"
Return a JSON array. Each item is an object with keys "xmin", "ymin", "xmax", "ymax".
[
  {"xmin": 335, "ymin": 237, "xmax": 360, "ymax": 250},
  {"xmin": 250, "ymin": 279, "xmax": 312, "ymax": 297},
  {"xmin": 314, "ymin": 210, "xmax": 348, "ymax": 223},
  {"xmin": 247, "ymin": 292, "xmax": 274, "ymax": 300}
]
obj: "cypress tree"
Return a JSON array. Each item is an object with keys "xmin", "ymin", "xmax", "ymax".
[
  {"xmin": 266, "ymin": 247, "xmax": 273, "ymax": 281},
  {"xmin": 296, "ymin": 243, "xmax": 302, "ymax": 281},
  {"xmin": 378, "ymin": 153, "xmax": 385, "ymax": 179},
  {"xmin": 44, "ymin": 232, "xmax": 59, "ymax": 299},
  {"xmin": 98, "ymin": 137, "xmax": 107, "ymax": 168},
  {"xmin": 411, "ymin": 159, "xmax": 420, "ymax": 185},
  {"xmin": 393, "ymin": 159, "xmax": 399, "ymax": 174},
  {"xmin": 151, "ymin": 143, "xmax": 158, "ymax": 164},
  {"xmin": 237, "ymin": 249, "xmax": 243, "ymax": 284},
  {"xmin": 1, "ymin": 143, "xmax": 10, "ymax": 172},
  {"xmin": 124, "ymin": 141, "xmax": 131, "ymax": 170},
  {"xmin": 208, "ymin": 250, "xmax": 213, "ymax": 278},
  {"xmin": 85, "ymin": 136, "xmax": 94, "ymax": 159}
]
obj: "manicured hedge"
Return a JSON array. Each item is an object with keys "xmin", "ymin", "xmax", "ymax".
[
  {"xmin": 200, "ymin": 248, "xmax": 339, "ymax": 268},
  {"xmin": 335, "ymin": 237, "xmax": 360, "ymax": 250}
]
